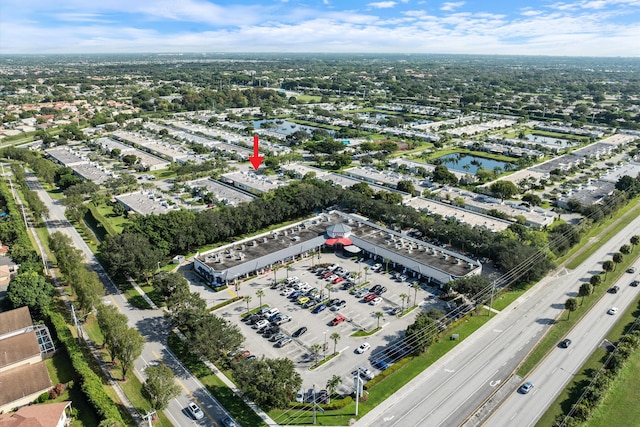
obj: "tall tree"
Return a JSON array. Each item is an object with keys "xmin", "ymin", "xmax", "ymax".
[
  {"xmin": 330, "ymin": 332, "xmax": 341, "ymax": 355},
  {"xmin": 256, "ymin": 289, "xmax": 265, "ymax": 307},
  {"xmin": 565, "ymin": 298, "xmax": 578, "ymax": 320},
  {"xmin": 589, "ymin": 274, "xmax": 602, "ymax": 288},
  {"xmin": 143, "ymin": 364, "xmax": 181, "ymax": 410},
  {"xmin": 311, "ymin": 343, "xmax": 322, "ymax": 366},
  {"xmin": 326, "ymin": 374, "xmax": 342, "ymax": 399},
  {"xmin": 489, "ymin": 180, "xmax": 520, "ymax": 201},
  {"xmin": 116, "ymin": 327, "xmax": 145, "ymax": 380},
  {"xmin": 602, "ymin": 260, "xmax": 614, "ymax": 279},
  {"xmin": 578, "ymin": 283, "xmax": 593, "ymax": 306},
  {"xmin": 405, "ymin": 311, "xmax": 437, "ymax": 355},
  {"xmin": 374, "ymin": 311, "xmax": 384, "ymax": 329},
  {"xmin": 7, "ymin": 271, "xmax": 53, "ymax": 314}
]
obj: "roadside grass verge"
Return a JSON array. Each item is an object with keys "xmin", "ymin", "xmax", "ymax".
[{"xmin": 536, "ymin": 297, "xmax": 640, "ymax": 427}]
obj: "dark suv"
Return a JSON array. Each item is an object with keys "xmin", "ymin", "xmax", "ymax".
[{"xmin": 609, "ymin": 285, "xmax": 620, "ymax": 294}]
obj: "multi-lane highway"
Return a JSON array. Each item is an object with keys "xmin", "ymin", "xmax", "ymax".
[
  {"xmin": 25, "ymin": 172, "xmax": 229, "ymax": 426},
  {"xmin": 360, "ymin": 214, "xmax": 640, "ymax": 427},
  {"xmin": 485, "ymin": 267, "xmax": 640, "ymax": 426}
]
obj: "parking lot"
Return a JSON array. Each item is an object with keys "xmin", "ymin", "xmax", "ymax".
[{"xmin": 209, "ymin": 252, "xmax": 447, "ymax": 394}]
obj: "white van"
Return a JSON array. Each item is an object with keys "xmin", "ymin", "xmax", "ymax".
[{"xmin": 264, "ymin": 307, "xmax": 280, "ymax": 318}]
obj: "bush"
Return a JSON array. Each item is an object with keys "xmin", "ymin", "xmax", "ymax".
[
  {"xmin": 48, "ymin": 311, "xmax": 125, "ymax": 424},
  {"xmin": 36, "ymin": 392, "xmax": 50, "ymax": 403},
  {"xmin": 364, "ymin": 357, "xmax": 412, "ymax": 389}
]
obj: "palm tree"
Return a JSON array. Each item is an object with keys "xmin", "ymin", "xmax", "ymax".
[
  {"xmin": 374, "ymin": 311, "xmax": 384, "ymax": 329},
  {"xmin": 578, "ymin": 283, "xmax": 592, "ymax": 306},
  {"xmin": 589, "ymin": 274, "xmax": 602, "ymax": 288},
  {"xmin": 286, "ymin": 265, "xmax": 292, "ymax": 279},
  {"xmin": 411, "ymin": 283, "xmax": 420, "ymax": 308},
  {"xmin": 565, "ymin": 298, "xmax": 577, "ymax": 320},
  {"xmin": 273, "ymin": 265, "xmax": 282, "ymax": 284},
  {"xmin": 631, "ymin": 235, "xmax": 640, "ymax": 248},
  {"xmin": 256, "ymin": 289, "xmax": 265, "ymax": 307},
  {"xmin": 311, "ymin": 343, "xmax": 322, "ymax": 366},
  {"xmin": 325, "ymin": 283, "xmax": 334, "ymax": 301},
  {"xmin": 602, "ymin": 260, "xmax": 614, "ymax": 279},
  {"xmin": 326, "ymin": 375, "xmax": 342, "ymax": 400},
  {"xmin": 330, "ymin": 332, "xmax": 341, "ymax": 355},
  {"xmin": 363, "ymin": 266, "xmax": 369, "ymax": 284},
  {"xmin": 244, "ymin": 295, "xmax": 252, "ymax": 313},
  {"xmin": 620, "ymin": 244, "xmax": 631, "ymax": 255},
  {"xmin": 613, "ymin": 252, "xmax": 624, "ymax": 266},
  {"xmin": 399, "ymin": 293, "xmax": 408, "ymax": 311}
]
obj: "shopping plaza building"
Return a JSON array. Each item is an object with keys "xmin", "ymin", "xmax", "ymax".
[{"xmin": 194, "ymin": 210, "xmax": 482, "ymax": 288}]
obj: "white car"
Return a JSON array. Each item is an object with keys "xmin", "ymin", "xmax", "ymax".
[
  {"xmin": 356, "ymin": 342, "xmax": 371, "ymax": 354},
  {"xmin": 253, "ymin": 319, "xmax": 269, "ymax": 329},
  {"xmin": 607, "ymin": 307, "xmax": 618, "ymax": 315},
  {"xmin": 187, "ymin": 401, "xmax": 204, "ymax": 420},
  {"xmin": 280, "ymin": 288, "xmax": 294, "ymax": 297},
  {"xmin": 369, "ymin": 297, "xmax": 383, "ymax": 306},
  {"xmin": 372, "ymin": 263, "xmax": 382, "ymax": 272}
]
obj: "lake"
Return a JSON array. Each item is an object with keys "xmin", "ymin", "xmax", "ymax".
[{"xmin": 434, "ymin": 153, "xmax": 513, "ymax": 174}]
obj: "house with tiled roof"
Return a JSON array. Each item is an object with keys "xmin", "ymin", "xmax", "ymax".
[
  {"xmin": 0, "ymin": 308, "xmax": 55, "ymax": 414},
  {"xmin": 0, "ymin": 401, "xmax": 72, "ymax": 427}
]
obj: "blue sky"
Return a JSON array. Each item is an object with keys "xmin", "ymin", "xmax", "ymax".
[{"xmin": 1, "ymin": 0, "xmax": 639, "ymax": 56}]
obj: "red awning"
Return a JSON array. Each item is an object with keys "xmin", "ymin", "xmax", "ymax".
[{"xmin": 326, "ymin": 237, "xmax": 353, "ymax": 246}]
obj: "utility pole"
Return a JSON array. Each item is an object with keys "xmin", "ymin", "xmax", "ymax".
[
  {"xmin": 312, "ymin": 384, "xmax": 316, "ymax": 424},
  {"xmin": 142, "ymin": 410, "xmax": 156, "ymax": 427},
  {"xmin": 354, "ymin": 374, "xmax": 363, "ymax": 416}
]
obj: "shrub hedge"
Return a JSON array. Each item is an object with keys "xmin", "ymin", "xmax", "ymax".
[{"xmin": 48, "ymin": 311, "xmax": 125, "ymax": 424}]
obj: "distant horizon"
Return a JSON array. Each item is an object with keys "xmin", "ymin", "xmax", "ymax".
[
  {"xmin": 2, "ymin": 0, "xmax": 639, "ymax": 57},
  {"xmin": 1, "ymin": 52, "xmax": 639, "ymax": 60}
]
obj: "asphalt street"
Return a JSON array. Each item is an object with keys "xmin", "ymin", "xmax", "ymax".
[
  {"xmin": 485, "ymin": 263, "xmax": 640, "ymax": 426},
  {"xmin": 26, "ymin": 172, "xmax": 229, "ymax": 427},
  {"xmin": 359, "ymin": 213, "xmax": 640, "ymax": 427}
]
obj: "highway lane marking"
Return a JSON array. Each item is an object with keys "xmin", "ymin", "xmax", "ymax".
[
  {"xmin": 444, "ymin": 368, "xmax": 455, "ymax": 373},
  {"xmin": 383, "ymin": 416, "xmax": 395, "ymax": 421},
  {"xmin": 552, "ymin": 367, "xmax": 558, "ymax": 375},
  {"xmin": 493, "ymin": 329, "xmax": 503, "ymax": 333}
]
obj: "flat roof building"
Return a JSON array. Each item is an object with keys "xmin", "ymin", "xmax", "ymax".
[
  {"xmin": 194, "ymin": 210, "xmax": 481, "ymax": 287},
  {"xmin": 185, "ymin": 178, "xmax": 255, "ymax": 207},
  {"xmin": 221, "ymin": 171, "xmax": 287, "ymax": 194}
]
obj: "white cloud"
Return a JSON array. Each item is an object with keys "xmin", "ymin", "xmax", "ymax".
[
  {"xmin": 440, "ymin": 1, "xmax": 465, "ymax": 11},
  {"xmin": 367, "ymin": 1, "xmax": 397, "ymax": 8}
]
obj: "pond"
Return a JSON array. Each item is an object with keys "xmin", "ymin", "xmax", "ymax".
[
  {"xmin": 434, "ymin": 153, "xmax": 514, "ymax": 174},
  {"xmin": 524, "ymin": 134, "xmax": 572, "ymax": 147},
  {"xmin": 251, "ymin": 119, "xmax": 335, "ymax": 136}
]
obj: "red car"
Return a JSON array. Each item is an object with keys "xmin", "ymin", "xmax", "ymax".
[
  {"xmin": 331, "ymin": 315, "xmax": 346, "ymax": 326},
  {"xmin": 364, "ymin": 293, "xmax": 378, "ymax": 302},
  {"xmin": 332, "ymin": 276, "xmax": 344, "ymax": 285}
]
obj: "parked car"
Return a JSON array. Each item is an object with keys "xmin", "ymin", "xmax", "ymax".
[
  {"xmin": 270, "ymin": 332, "xmax": 286, "ymax": 342},
  {"xmin": 295, "ymin": 388, "xmax": 305, "ymax": 403},
  {"xmin": 277, "ymin": 337, "xmax": 293, "ymax": 347},
  {"xmin": 378, "ymin": 286, "xmax": 387, "ymax": 294},
  {"xmin": 272, "ymin": 314, "xmax": 292, "ymax": 325},
  {"xmin": 297, "ymin": 296, "xmax": 310, "ymax": 305},
  {"xmin": 257, "ymin": 306, "xmax": 271, "ymax": 316},
  {"xmin": 518, "ymin": 381, "xmax": 534, "ymax": 394},
  {"xmin": 312, "ymin": 304, "xmax": 327, "ymax": 314},
  {"xmin": 243, "ymin": 314, "xmax": 260, "ymax": 323},
  {"xmin": 187, "ymin": 401, "xmax": 204, "ymax": 420},
  {"xmin": 280, "ymin": 288, "xmax": 294, "ymax": 297},
  {"xmin": 369, "ymin": 297, "xmax": 383, "ymax": 306},
  {"xmin": 316, "ymin": 389, "xmax": 330, "ymax": 404},
  {"xmin": 252, "ymin": 319, "xmax": 269, "ymax": 330},
  {"xmin": 372, "ymin": 358, "xmax": 389, "ymax": 370},
  {"xmin": 330, "ymin": 300, "xmax": 346, "ymax": 311},
  {"xmin": 370, "ymin": 284, "xmax": 382, "ymax": 294},
  {"xmin": 608, "ymin": 307, "xmax": 619, "ymax": 315},
  {"xmin": 356, "ymin": 342, "xmax": 371, "ymax": 354},
  {"xmin": 390, "ymin": 307, "xmax": 402, "ymax": 315},
  {"xmin": 354, "ymin": 289, "xmax": 368, "ymax": 298},
  {"xmin": 364, "ymin": 293, "xmax": 378, "ymax": 302},
  {"xmin": 289, "ymin": 291, "xmax": 302, "ymax": 299},
  {"xmin": 327, "ymin": 298, "xmax": 341, "ymax": 307},
  {"xmin": 353, "ymin": 365, "xmax": 375, "ymax": 381},
  {"xmin": 331, "ymin": 315, "xmax": 346, "ymax": 325},
  {"xmin": 221, "ymin": 416, "xmax": 237, "ymax": 427},
  {"xmin": 559, "ymin": 338, "xmax": 572, "ymax": 348},
  {"xmin": 372, "ymin": 263, "xmax": 382, "ymax": 272},
  {"xmin": 292, "ymin": 326, "xmax": 308, "ymax": 338},
  {"xmin": 332, "ymin": 276, "xmax": 344, "ymax": 285},
  {"xmin": 303, "ymin": 300, "xmax": 316, "ymax": 309}
]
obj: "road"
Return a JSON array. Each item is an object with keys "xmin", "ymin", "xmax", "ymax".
[
  {"xmin": 359, "ymin": 214, "xmax": 640, "ymax": 427},
  {"xmin": 485, "ymin": 268, "xmax": 640, "ymax": 427},
  {"xmin": 25, "ymin": 172, "xmax": 229, "ymax": 427}
]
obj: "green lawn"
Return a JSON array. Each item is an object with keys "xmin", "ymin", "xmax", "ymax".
[
  {"xmin": 585, "ymin": 340, "xmax": 640, "ymax": 426},
  {"xmin": 45, "ymin": 351, "xmax": 101, "ymax": 427}
]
